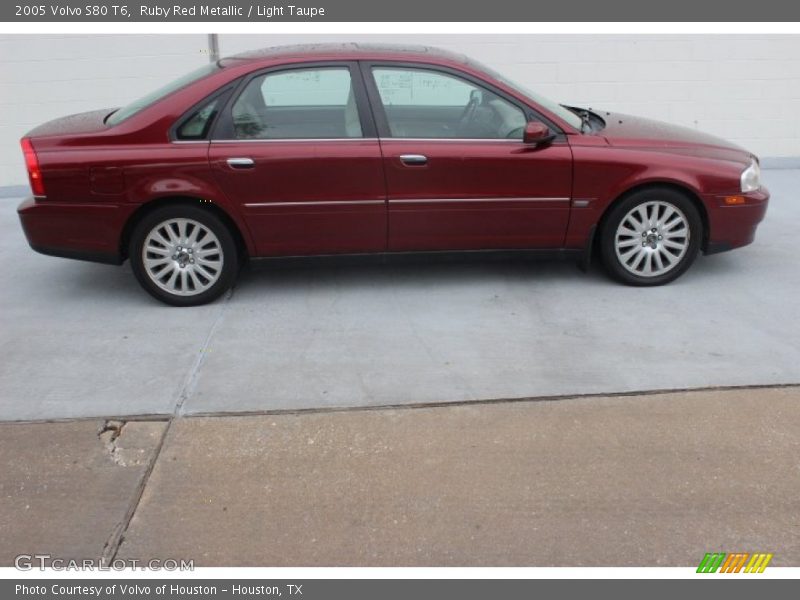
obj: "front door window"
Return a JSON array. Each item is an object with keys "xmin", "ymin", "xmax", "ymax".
[{"xmin": 372, "ymin": 67, "xmax": 526, "ymax": 139}]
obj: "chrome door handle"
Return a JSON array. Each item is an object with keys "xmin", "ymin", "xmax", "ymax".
[
  {"xmin": 400, "ymin": 154, "xmax": 428, "ymax": 166},
  {"xmin": 227, "ymin": 157, "xmax": 255, "ymax": 169}
]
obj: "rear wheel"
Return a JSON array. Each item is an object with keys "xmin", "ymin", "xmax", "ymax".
[
  {"xmin": 129, "ymin": 205, "xmax": 238, "ymax": 306},
  {"xmin": 600, "ymin": 188, "xmax": 702, "ymax": 286}
]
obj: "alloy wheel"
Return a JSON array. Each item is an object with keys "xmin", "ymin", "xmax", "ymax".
[
  {"xmin": 613, "ymin": 200, "xmax": 690, "ymax": 277},
  {"xmin": 141, "ymin": 218, "xmax": 224, "ymax": 296}
]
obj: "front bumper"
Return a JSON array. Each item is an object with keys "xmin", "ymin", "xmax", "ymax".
[
  {"xmin": 17, "ymin": 196, "xmax": 130, "ymax": 265},
  {"xmin": 703, "ymin": 187, "xmax": 770, "ymax": 255}
]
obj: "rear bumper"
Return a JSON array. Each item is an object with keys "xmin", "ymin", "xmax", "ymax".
[
  {"xmin": 703, "ymin": 187, "xmax": 770, "ymax": 254},
  {"xmin": 17, "ymin": 196, "xmax": 128, "ymax": 265}
]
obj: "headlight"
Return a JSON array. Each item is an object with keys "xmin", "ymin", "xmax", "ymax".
[{"xmin": 740, "ymin": 159, "xmax": 761, "ymax": 193}]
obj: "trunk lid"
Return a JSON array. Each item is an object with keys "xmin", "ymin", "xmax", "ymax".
[{"xmin": 25, "ymin": 108, "xmax": 116, "ymax": 141}]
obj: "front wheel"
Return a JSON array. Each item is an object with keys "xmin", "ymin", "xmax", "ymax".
[
  {"xmin": 129, "ymin": 206, "xmax": 238, "ymax": 306},
  {"xmin": 600, "ymin": 188, "xmax": 702, "ymax": 286}
]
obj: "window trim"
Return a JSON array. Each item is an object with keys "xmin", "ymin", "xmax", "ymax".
[
  {"xmin": 359, "ymin": 61, "xmax": 565, "ymax": 142},
  {"xmin": 211, "ymin": 61, "xmax": 377, "ymax": 141}
]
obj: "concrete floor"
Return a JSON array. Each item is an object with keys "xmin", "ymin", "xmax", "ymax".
[
  {"xmin": 2, "ymin": 387, "xmax": 799, "ymax": 567},
  {"xmin": 1, "ymin": 169, "xmax": 799, "ymax": 421}
]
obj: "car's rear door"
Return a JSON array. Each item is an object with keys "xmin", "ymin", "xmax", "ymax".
[
  {"xmin": 362, "ymin": 62, "xmax": 573, "ymax": 252},
  {"xmin": 209, "ymin": 61, "xmax": 386, "ymax": 257}
]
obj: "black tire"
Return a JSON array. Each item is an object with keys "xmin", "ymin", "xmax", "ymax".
[
  {"xmin": 129, "ymin": 205, "xmax": 239, "ymax": 306},
  {"xmin": 600, "ymin": 187, "xmax": 702, "ymax": 286}
]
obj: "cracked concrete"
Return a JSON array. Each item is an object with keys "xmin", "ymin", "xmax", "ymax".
[
  {"xmin": 98, "ymin": 420, "xmax": 166, "ymax": 468},
  {"xmin": 1, "ymin": 169, "xmax": 799, "ymax": 422},
  {"xmin": 98, "ymin": 420, "xmax": 125, "ymax": 462},
  {"xmin": 0, "ymin": 419, "xmax": 166, "ymax": 565}
]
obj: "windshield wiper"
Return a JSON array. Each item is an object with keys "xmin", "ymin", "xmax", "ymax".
[
  {"xmin": 577, "ymin": 110, "xmax": 592, "ymax": 133},
  {"xmin": 563, "ymin": 105, "xmax": 592, "ymax": 133}
]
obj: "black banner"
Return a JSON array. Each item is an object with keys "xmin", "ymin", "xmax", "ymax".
[
  {"xmin": 5, "ymin": 579, "xmax": 800, "ymax": 600},
  {"xmin": 3, "ymin": 0, "xmax": 800, "ymax": 22}
]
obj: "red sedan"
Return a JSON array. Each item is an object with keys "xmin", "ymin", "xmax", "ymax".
[{"xmin": 17, "ymin": 44, "xmax": 769, "ymax": 306}]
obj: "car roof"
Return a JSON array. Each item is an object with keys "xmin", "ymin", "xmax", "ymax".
[{"xmin": 219, "ymin": 43, "xmax": 472, "ymax": 67}]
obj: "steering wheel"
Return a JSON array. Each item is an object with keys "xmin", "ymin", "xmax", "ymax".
[
  {"xmin": 457, "ymin": 93, "xmax": 481, "ymax": 134},
  {"xmin": 505, "ymin": 125, "xmax": 525, "ymax": 140}
]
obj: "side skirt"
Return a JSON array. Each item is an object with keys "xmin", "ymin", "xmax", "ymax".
[{"xmin": 249, "ymin": 248, "xmax": 584, "ymax": 270}]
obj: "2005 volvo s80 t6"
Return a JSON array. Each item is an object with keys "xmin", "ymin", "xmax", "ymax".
[{"xmin": 17, "ymin": 44, "xmax": 769, "ymax": 306}]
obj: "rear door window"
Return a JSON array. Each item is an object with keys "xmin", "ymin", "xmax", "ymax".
[{"xmin": 231, "ymin": 67, "xmax": 363, "ymax": 139}]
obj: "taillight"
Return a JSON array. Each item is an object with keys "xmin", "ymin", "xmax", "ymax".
[{"xmin": 21, "ymin": 138, "xmax": 45, "ymax": 197}]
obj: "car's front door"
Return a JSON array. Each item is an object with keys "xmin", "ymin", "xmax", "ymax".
[
  {"xmin": 363, "ymin": 63, "xmax": 573, "ymax": 252},
  {"xmin": 209, "ymin": 62, "xmax": 386, "ymax": 257}
]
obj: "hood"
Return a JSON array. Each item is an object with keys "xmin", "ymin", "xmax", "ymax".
[
  {"xmin": 599, "ymin": 112, "xmax": 752, "ymax": 163},
  {"xmin": 25, "ymin": 108, "xmax": 116, "ymax": 140}
]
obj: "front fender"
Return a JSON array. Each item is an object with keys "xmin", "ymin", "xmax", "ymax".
[{"xmin": 565, "ymin": 145, "xmax": 743, "ymax": 248}]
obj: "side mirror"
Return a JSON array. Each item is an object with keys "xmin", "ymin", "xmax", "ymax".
[{"xmin": 523, "ymin": 121, "xmax": 555, "ymax": 145}]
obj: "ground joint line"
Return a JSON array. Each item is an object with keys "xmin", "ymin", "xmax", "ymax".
[
  {"xmin": 101, "ymin": 287, "xmax": 234, "ymax": 563},
  {"xmin": 174, "ymin": 287, "xmax": 234, "ymax": 416}
]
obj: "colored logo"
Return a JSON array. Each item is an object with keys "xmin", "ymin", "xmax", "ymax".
[{"xmin": 697, "ymin": 552, "xmax": 773, "ymax": 573}]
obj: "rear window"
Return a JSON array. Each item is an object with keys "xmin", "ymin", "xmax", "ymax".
[{"xmin": 107, "ymin": 63, "xmax": 221, "ymax": 126}]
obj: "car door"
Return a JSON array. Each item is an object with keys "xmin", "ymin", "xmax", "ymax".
[
  {"xmin": 209, "ymin": 62, "xmax": 386, "ymax": 257},
  {"xmin": 362, "ymin": 63, "xmax": 573, "ymax": 252}
]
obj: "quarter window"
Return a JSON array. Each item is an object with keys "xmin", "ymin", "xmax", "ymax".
[
  {"xmin": 372, "ymin": 67, "xmax": 527, "ymax": 139},
  {"xmin": 231, "ymin": 67, "xmax": 363, "ymax": 139},
  {"xmin": 176, "ymin": 98, "xmax": 221, "ymax": 140}
]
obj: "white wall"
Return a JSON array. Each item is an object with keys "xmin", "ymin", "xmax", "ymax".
[
  {"xmin": 0, "ymin": 34, "xmax": 208, "ymax": 187},
  {"xmin": 1, "ymin": 33, "xmax": 799, "ymax": 187},
  {"xmin": 220, "ymin": 34, "xmax": 800, "ymax": 159}
]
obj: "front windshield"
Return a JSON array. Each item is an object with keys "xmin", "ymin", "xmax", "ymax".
[
  {"xmin": 471, "ymin": 60, "xmax": 584, "ymax": 131},
  {"xmin": 107, "ymin": 63, "xmax": 221, "ymax": 126}
]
